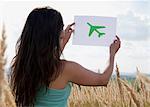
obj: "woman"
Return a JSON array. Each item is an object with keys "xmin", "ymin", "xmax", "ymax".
[{"xmin": 11, "ymin": 7, "xmax": 121, "ymax": 107}]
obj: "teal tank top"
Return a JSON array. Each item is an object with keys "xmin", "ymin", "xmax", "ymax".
[{"xmin": 34, "ymin": 82, "xmax": 72, "ymax": 107}]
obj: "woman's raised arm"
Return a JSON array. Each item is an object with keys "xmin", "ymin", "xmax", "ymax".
[{"xmin": 64, "ymin": 36, "xmax": 121, "ymax": 86}]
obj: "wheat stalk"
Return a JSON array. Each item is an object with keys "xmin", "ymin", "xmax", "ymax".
[
  {"xmin": 119, "ymin": 78, "xmax": 142, "ymax": 107},
  {"xmin": 115, "ymin": 64, "xmax": 125, "ymax": 107},
  {"xmin": 0, "ymin": 24, "xmax": 16, "ymax": 107}
]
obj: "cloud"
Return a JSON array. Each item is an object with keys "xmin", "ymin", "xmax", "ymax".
[
  {"xmin": 130, "ymin": 1, "xmax": 150, "ymax": 16},
  {"xmin": 120, "ymin": 40, "xmax": 150, "ymax": 60},
  {"xmin": 117, "ymin": 11, "xmax": 150, "ymax": 41}
]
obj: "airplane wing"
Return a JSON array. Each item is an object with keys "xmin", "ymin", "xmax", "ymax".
[
  {"xmin": 94, "ymin": 26, "xmax": 106, "ymax": 29},
  {"xmin": 89, "ymin": 27, "xmax": 95, "ymax": 36}
]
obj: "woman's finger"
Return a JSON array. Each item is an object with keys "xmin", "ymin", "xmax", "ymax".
[
  {"xmin": 65, "ymin": 22, "xmax": 75, "ymax": 32},
  {"xmin": 69, "ymin": 22, "xmax": 75, "ymax": 26},
  {"xmin": 116, "ymin": 35, "xmax": 120, "ymax": 41}
]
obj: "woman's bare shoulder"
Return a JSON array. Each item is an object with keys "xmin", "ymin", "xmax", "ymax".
[
  {"xmin": 61, "ymin": 59, "xmax": 79, "ymax": 75},
  {"xmin": 60, "ymin": 60, "xmax": 78, "ymax": 82},
  {"xmin": 61, "ymin": 59, "xmax": 78, "ymax": 70}
]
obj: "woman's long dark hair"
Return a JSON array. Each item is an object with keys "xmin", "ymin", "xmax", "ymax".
[{"xmin": 10, "ymin": 7, "xmax": 64, "ymax": 107}]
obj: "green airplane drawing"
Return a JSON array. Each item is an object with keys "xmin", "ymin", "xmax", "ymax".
[{"xmin": 87, "ymin": 22, "xmax": 106, "ymax": 38}]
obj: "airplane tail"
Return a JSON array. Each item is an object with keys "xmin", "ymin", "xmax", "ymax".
[{"xmin": 98, "ymin": 33, "xmax": 105, "ymax": 37}]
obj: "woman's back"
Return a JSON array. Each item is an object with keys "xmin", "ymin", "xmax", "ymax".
[
  {"xmin": 34, "ymin": 82, "xmax": 72, "ymax": 107},
  {"xmin": 34, "ymin": 60, "xmax": 72, "ymax": 107}
]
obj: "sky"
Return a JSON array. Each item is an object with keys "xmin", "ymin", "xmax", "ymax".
[{"xmin": 0, "ymin": 0, "xmax": 150, "ymax": 75}]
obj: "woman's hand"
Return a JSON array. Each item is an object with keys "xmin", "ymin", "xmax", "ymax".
[
  {"xmin": 60, "ymin": 22, "xmax": 75, "ymax": 52},
  {"xmin": 64, "ymin": 22, "xmax": 75, "ymax": 43},
  {"xmin": 110, "ymin": 36, "xmax": 121, "ymax": 57}
]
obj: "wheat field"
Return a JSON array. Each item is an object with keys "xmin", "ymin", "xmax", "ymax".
[
  {"xmin": 68, "ymin": 65, "xmax": 150, "ymax": 107},
  {"xmin": 0, "ymin": 25, "xmax": 150, "ymax": 107}
]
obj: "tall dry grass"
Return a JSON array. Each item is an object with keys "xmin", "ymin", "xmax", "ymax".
[
  {"xmin": 0, "ymin": 24, "xmax": 16, "ymax": 107},
  {"xmin": 68, "ymin": 65, "xmax": 150, "ymax": 107}
]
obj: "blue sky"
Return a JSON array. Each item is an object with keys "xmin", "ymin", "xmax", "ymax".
[{"xmin": 0, "ymin": 0, "xmax": 150, "ymax": 74}]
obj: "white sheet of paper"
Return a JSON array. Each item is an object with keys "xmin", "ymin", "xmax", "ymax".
[{"xmin": 72, "ymin": 16, "xmax": 117, "ymax": 46}]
